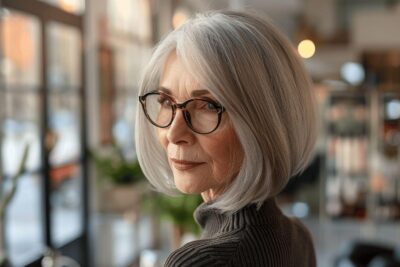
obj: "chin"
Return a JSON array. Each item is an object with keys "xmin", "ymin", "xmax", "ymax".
[
  {"xmin": 174, "ymin": 179, "xmax": 206, "ymax": 195},
  {"xmin": 175, "ymin": 184, "xmax": 203, "ymax": 194}
]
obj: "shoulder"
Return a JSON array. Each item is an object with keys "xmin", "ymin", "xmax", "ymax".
[
  {"xmin": 164, "ymin": 217, "xmax": 316, "ymax": 267},
  {"xmin": 233, "ymin": 217, "xmax": 316, "ymax": 267},
  {"xmin": 164, "ymin": 231, "xmax": 243, "ymax": 267},
  {"xmin": 289, "ymin": 217, "xmax": 317, "ymax": 260}
]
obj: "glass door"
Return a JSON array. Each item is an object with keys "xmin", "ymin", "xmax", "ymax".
[
  {"xmin": 0, "ymin": 0, "xmax": 89, "ymax": 266},
  {"xmin": 0, "ymin": 9, "xmax": 44, "ymax": 266}
]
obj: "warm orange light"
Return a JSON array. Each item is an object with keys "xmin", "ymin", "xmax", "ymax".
[
  {"xmin": 2, "ymin": 14, "xmax": 33, "ymax": 69},
  {"xmin": 60, "ymin": 0, "xmax": 76, "ymax": 13},
  {"xmin": 172, "ymin": 11, "xmax": 187, "ymax": 29},
  {"xmin": 298, "ymin": 39, "xmax": 316, "ymax": 59}
]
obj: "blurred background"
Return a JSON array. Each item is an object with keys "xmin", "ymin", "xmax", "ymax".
[{"xmin": 0, "ymin": 0, "xmax": 400, "ymax": 266}]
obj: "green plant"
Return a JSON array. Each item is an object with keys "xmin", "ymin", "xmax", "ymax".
[
  {"xmin": 90, "ymin": 142, "xmax": 143, "ymax": 185},
  {"xmin": 142, "ymin": 192, "xmax": 203, "ymax": 235}
]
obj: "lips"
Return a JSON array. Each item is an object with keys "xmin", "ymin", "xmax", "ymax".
[{"xmin": 170, "ymin": 158, "xmax": 205, "ymax": 171}]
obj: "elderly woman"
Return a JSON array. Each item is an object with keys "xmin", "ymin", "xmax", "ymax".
[{"xmin": 135, "ymin": 10, "xmax": 317, "ymax": 267}]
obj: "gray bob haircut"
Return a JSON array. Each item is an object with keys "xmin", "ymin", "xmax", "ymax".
[{"xmin": 135, "ymin": 10, "xmax": 318, "ymax": 213}]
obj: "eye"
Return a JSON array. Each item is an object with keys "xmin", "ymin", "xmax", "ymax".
[
  {"xmin": 199, "ymin": 101, "xmax": 219, "ymax": 111},
  {"xmin": 206, "ymin": 102, "xmax": 218, "ymax": 110},
  {"xmin": 157, "ymin": 95, "xmax": 172, "ymax": 108}
]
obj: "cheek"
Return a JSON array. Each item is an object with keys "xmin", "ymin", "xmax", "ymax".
[
  {"xmin": 206, "ymin": 129, "xmax": 243, "ymax": 180},
  {"xmin": 157, "ymin": 128, "xmax": 167, "ymax": 149}
]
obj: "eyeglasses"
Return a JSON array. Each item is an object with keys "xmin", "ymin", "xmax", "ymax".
[{"xmin": 139, "ymin": 91, "xmax": 225, "ymax": 134}]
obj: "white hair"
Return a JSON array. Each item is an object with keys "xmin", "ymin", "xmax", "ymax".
[{"xmin": 135, "ymin": 10, "xmax": 318, "ymax": 213}]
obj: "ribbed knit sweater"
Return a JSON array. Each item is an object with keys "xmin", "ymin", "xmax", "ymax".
[{"xmin": 164, "ymin": 198, "xmax": 316, "ymax": 267}]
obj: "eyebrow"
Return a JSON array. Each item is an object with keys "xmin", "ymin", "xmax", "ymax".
[{"xmin": 158, "ymin": 86, "xmax": 211, "ymax": 97}]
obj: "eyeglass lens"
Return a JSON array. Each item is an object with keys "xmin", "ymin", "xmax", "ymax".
[{"xmin": 144, "ymin": 93, "xmax": 221, "ymax": 133}]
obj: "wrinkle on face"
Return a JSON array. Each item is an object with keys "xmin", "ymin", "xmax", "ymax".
[{"xmin": 157, "ymin": 52, "xmax": 244, "ymax": 201}]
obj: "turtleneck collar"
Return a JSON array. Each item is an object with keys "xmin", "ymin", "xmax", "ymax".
[{"xmin": 194, "ymin": 197, "xmax": 283, "ymax": 239}]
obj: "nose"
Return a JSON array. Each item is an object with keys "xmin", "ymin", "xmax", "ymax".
[{"xmin": 166, "ymin": 110, "xmax": 195, "ymax": 145}]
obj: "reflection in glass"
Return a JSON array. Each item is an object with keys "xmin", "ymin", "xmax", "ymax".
[
  {"xmin": 48, "ymin": 92, "xmax": 83, "ymax": 246},
  {"xmin": 47, "ymin": 22, "xmax": 81, "ymax": 90},
  {"xmin": 1, "ymin": 92, "xmax": 41, "ymax": 174},
  {"xmin": 0, "ymin": 9, "xmax": 40, "ymax": 88},
  {"xmin": 51, "ymin": 163, "xmax": 83, "ymax": 246},
  {"xmin": 0, "ymin": 10, "xmax": 43, "ymax": 266},
  {"xmin": 47, "ymin": 21, "xmax": 83, "ymax": 246},
  {"xmin": 48, "ymin": 93, "xmax": 81, "ymax": 165},
  {"xmin": 39, "ymin": 0, "xmax": 85, "ymax": 15}
]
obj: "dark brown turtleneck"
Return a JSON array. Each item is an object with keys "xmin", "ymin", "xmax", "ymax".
[{"xmin": 164, "ymin": 198, "xmax": 316, "ymax": 267}]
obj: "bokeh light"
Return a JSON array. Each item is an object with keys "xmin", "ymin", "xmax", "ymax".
[
  {"xmin": 340, "ymin": 62, "xmax": 365, "ymax": 86},
  {"xmin": 298, "ymin": 39, "xmax": 316, "ymax": 59}
]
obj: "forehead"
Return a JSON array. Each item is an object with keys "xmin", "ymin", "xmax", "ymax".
[{"xmin": 160, "ymin": 52, "xmax": 208, "ymax": 98}]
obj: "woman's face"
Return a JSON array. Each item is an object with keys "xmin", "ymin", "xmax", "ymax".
[{"xmin": 157, "ymin": 53, "xmax": 244, "ymax": 201}]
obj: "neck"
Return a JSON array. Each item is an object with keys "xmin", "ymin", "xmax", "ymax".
[
  {"xmin": 194, "ymin": 197, "xmax": 282, "ymax": 239},
  {"xmin": 200, "ymin": 191, "xmax": 218, "ymax": 203}
]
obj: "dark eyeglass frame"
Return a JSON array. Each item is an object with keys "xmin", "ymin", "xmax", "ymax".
[{"xmin": 139, "ymin": 91, "xmax": 226, "ymax": 134}]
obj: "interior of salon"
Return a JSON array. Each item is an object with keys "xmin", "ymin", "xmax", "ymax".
[{"xmin": 1, "ymin": 0, "xmax": 400, "ymax": 266}]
